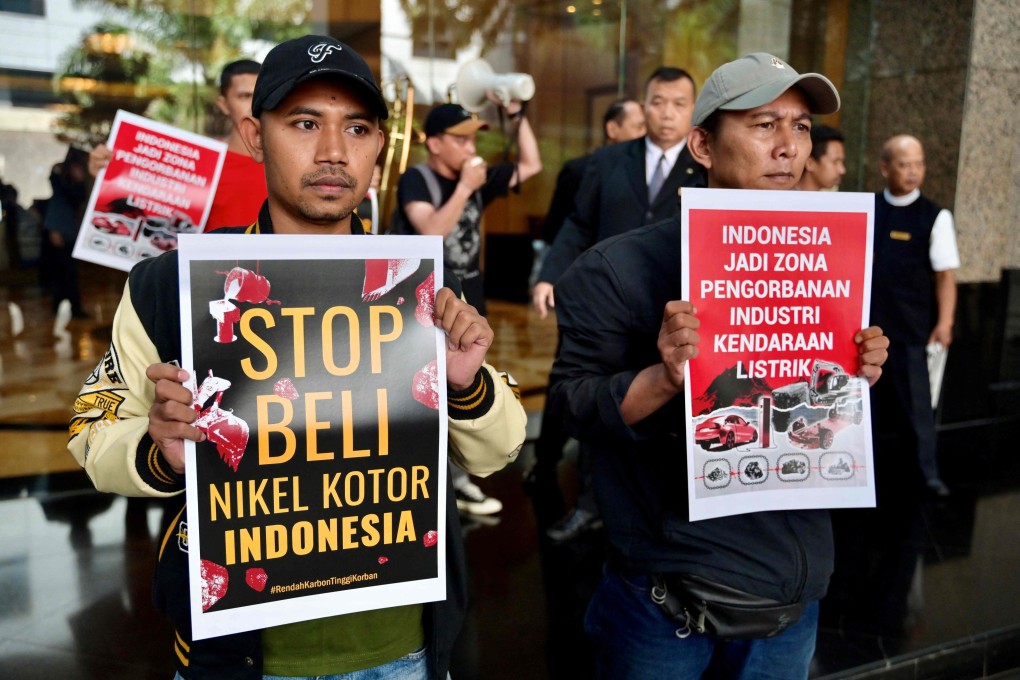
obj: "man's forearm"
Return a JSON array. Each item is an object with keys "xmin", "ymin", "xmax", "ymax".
[
  {"xmin": 620, "ymin": 364, "xmax": 682, "ymax": 426},
  {"xmin": 512, "ymin": 116, "xmax": 542, "ymax": 185}
]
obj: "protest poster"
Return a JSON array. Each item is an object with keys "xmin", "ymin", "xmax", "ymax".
[
  {"xmin": 178, "ymin": 234, "xmax": 446, "ymax": 640},
  {"xmin": 73, "ymin": 110, "xmax": 226, "ymax": 272},
  {"xmin": 681, "ymin": 188, "xmax": 875, "ymax": 521}
]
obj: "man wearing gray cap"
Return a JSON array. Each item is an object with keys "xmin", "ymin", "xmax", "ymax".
[
  {"xmin": 549, "ymin": 53, "xmax": 889, "ymax": 678},
  {"xmin": 67, "ymin": 34, "xmax": 525, "ymax": 680}
]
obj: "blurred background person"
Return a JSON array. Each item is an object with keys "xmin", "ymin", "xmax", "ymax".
[
  {"xmin": 204, "ymin": 58, "xmax": 267, "ymax": 231},
  {"xmin": 40, "ymin": 146, "xmax": 91, "ymax": 318},
  {"xmin": 526, "ymin": 97, "xmax": 647, "ymax": 542},
  {"xmin": 796, "ymin": 124, "xmax": 846, "ymax": 191}
]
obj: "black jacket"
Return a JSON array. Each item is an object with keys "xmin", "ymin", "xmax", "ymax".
[
  {"xmin": 550, "ymin": 216, "xmax": 833, "ymax": 604},
  {"xmin": 538, "ymin": 137, "xmax": 706, "ymax": 285},
  {"xmin": 69, "ymin": 202, "xmax": 526, "ymax": 679}
]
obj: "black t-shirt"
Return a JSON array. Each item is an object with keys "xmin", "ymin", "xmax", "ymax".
[{"xmin": 396, "ymin": 163, "xmax": 514, "ymax": 280}]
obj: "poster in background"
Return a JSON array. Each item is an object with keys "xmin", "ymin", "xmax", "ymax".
[
  {"xmin": 73, "ymin": 110, "xmax": 226, "ymax": 272},
  {"xmin": 179, "ymin": 234, "xmax": 446, "ymax": 640},
  {"xmin": 681, "ymin": 188, "xmax": 875, "ymax": 521}
]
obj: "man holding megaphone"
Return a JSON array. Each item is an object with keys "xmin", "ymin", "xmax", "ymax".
[{"xmin": 391, "ymin": 92, "xmax": 541, "ymax": 319}]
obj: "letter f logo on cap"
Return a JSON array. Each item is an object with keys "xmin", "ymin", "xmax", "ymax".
[{"xmin": 308, "ymin": 42, "xmax": 341, "ymax": 63}]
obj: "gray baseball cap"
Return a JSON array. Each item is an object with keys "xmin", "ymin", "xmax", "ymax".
[{"xmin": 692, "ymin": 53, "xmax": 839, "ymax": 126}]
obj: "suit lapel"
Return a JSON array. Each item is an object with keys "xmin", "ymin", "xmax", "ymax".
[{"xmin": 651, "ymin": 145, "xmax": 699, "ymax": 212}]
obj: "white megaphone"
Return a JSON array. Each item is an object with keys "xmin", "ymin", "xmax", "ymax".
[{"xmin": 455, "ymin": 58, "xmax": 535, "ymax": 113}]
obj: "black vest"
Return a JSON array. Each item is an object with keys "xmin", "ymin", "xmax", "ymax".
[{"xmin": 870, "ymin": 192, "xmax": 942, "ymax": 344}]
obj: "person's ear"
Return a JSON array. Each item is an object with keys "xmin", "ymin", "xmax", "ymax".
[
  {"xmin": 425, "ymin": 136, "xmax": 440, "ymax": 156},
  {"xmin": 879, "ymin": 160, "xmax": 890, "ymax": 180},
  {"xmin": 687, "ymin": 127, "xmax": 713, "ymax": 170},
  {"xmin": 215, "ymin": 94, "xmax": 230, "ymax": 117},
  {"xmin": 605, "ymin": 120, "xmax": 620, "ymax": 143},
  {"xmin": 238, "ymin": 116, "xmax": 263, "ymax": 163},
  {"xmin": 805, "ymin": 156, "xmax": 818, "ymax": 175}
]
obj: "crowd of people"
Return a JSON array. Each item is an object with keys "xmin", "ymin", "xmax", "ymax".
[{"xmin": 0, "ymin": 28, "xmax": 961, "ymax": 680}]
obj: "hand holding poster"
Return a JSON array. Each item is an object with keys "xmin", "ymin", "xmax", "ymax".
[
  {"xmin": 681, "ymin": 188, "xmax": 875, "ymax": 521},
  {"xmin": 73, "ymin": 110, "xmax": 227, "ymax": 271},
  {"xmin": 178, "ymin": 234, "xmax": 446, "ymax": 640}
]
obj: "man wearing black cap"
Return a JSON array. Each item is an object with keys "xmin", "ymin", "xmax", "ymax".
[
  {"xmin": 549, "ymin": 53, "xmax": 889, "ymax": 677},
  {"xmin": 67, "ymin": 34, "xmax": 526, "ymax": 680},
  {"xmin": 392, "ymin": 99, "xmax": 541, "ymax": 317}
]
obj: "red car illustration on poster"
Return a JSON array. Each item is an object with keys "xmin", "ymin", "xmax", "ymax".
[{"xmin": 695, "ymin": 414, "xmax": 758, "ymax": 451}]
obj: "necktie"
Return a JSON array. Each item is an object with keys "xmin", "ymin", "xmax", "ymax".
[{"xmin": 648, "ymin": 154, "xmax": 666, "ymax": 204}]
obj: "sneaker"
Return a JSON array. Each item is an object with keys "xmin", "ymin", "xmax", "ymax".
[
  {"xmin": 546, "ymin": 507, "xmax": 603, "ymax": 543},
  {"xmin": 455, "ymin": 481, "xmax": 503, "ymax": 516}
]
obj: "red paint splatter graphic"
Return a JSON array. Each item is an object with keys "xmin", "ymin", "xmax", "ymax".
[
  {"xmin": 245, "ymin": 568, "xmax": 268, "ymax": 592},
  {"xmin": 209, "ymin": 266, "xmax": 280, "ymax": 345},
  {"xmin": 423, "ymin": 530, "xmax": 438, "ymax": 548},
  {"xmin": 412, "ymin": 360, "xmax": 440, "ymax": 410},
  {"xmin": 415, "ymin": 271, "xmax": 436, "ymax": 327},
  {"xmin": 220, "ymin": 266, "xmax": 279, "ymax": 305},
  {"xmin": 273, "ymin": 377, "xmax": 299, "ymax": 400},
  {"xmin": 209, "ymin": 299, "xmax": 240, "ymax": 343},
  {"xmin": 362, "ymin": 259, "xmax": 421, "ymax": 301},
  {"xmin": 201, "ymin": 559, "xmax": 229, "ymax": 611},
  {"xmin": 378, "ymin": 556, "xmax": 389, "ymax": 565},
  {"xmin": 191, "ymin": 370, "xmax": 250, "ymax": 471}
]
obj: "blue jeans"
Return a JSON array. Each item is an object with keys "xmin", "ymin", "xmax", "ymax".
[
  {"xmin": 173, "ymin": 645, "xmax": 430, "ymax": 680},
  {"xmin": 584, "ymin": 568, "xmax": 819, "ymax": 679}
]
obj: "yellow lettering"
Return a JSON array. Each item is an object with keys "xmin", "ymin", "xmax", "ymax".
[
  {"xmin": 240, "ymin": 308, "xmax": 277, "ymax": 379},
  {"xmin": 224, "ymin": 530, "xmax": 236, "ymax": 565},
  {"xmin": 258, "ymin": 395, "xmax": 296, "ymax": 464},
  {"xmin": 281, "ymin": 307, "xmax": 315, "ymax": 377},
  {"xmin": 292, "ymin": 521, "xmax": 313, "ymax": 555},
  {"xmin": 304, "ymin": 391, "xmax": 334, "ymax": 462},
  {"xmin": 323, "ymin": 306, "xmax": 359, "ymax": 376},
  {"xmin": 342, "ymin": 515, "xmax": 358, "ymax": 549},
  {"xmin": 361, "ymin": 514, "xmax": 380, "ymax": 547},
  {"xmin": 266, "ymin": 525, "xmax": 287, "ymax": 559},
  {"xmin": 396, "ymin": 510, "xmax": 416, "ymax": 543},
  {"xmin": 342, "ymin": 391, "xmax": 369, "ymax": 458},
  {"xmin": 210, "ymin": 483, "xmax": 230, "ymax": 521},
  {"xmin": 369, "ymin": 306, "xmax": 402, "ymax": 373}
]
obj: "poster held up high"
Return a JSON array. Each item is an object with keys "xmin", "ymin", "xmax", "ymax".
[
  {"xmin": 681, "ymin": 188, "xmax": 875, "ymax": 521},
  {"xmin": 73, "ymin": 110, "xmax": 227, "ymax": 272},
  {"xmin": 178, "ymin": 234, "xmax": 446, "ymax": 640}
]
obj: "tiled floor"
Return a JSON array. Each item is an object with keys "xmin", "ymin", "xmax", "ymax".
[{"xmin": 0, "ymin": 264, "xmax": 1018, "ymax": 679}]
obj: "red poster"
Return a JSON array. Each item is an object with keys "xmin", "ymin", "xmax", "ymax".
[
  {"xmin": 681, "ymin": 188, "xmax": 875, "ymax": 521},
  {"xmin": 73, "ymin": 110, "xmax": 226, "ymax": 271}
]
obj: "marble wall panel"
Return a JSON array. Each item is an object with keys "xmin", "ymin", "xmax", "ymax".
[{"xmin": 955, "ymin": 0, "xmax": 1020, "ymax": 281}]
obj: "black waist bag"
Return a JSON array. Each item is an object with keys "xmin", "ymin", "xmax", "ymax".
[{"xmin": 651, "ymin": 573, "xmax": 805, "ymax": 640}]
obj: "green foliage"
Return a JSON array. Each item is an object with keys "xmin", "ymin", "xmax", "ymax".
[{"xmin": 55, "ymin": 0, "xmax": 313, "ymax": 146}]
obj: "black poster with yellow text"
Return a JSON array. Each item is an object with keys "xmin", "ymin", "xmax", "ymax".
[{"xmin": 178, "ymin": 234, "xmax": 446, "ymax": 639}]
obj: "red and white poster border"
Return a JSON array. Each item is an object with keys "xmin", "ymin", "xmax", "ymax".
[{"xmin": 681, "ymin": 188, "xmax": 876, "ymax": 521}]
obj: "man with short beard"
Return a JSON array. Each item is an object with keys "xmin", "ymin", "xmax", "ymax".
[{"xmin": 67, "ymin": 35, "xmax": 526, "ymax": 680}]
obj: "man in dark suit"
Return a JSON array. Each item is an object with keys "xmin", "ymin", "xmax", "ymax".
[
  {"xmin": 537, "ymin": 98, "xmax": 646, "ymax": 252},
  {"xmin": 526, "ymin": 98, "xmax": 645, "ymax": 541},
  {"xmin": 532, "ymin": 66, "xmax": 707, "ymax": 318}
]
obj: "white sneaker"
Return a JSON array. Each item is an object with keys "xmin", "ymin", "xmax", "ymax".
[{"xmin": 455, "ymin": 481, "xmax": 503, "ymax": 516}]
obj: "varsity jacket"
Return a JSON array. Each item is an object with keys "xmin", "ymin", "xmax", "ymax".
[
  {"xmin": 67, "ymin": 203, "xmax": 526, "ymax": 679},
  {"xmin": 550, "ymin": 215, "xmax": 834, "ymax": 604}
]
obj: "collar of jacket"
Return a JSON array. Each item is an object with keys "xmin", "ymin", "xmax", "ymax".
[{"xmin": 245, "ymin": 201, "xmax": 368, "ymax": 236}]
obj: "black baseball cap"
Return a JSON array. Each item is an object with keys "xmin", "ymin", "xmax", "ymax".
[
  {"xmin": 424, "ymin": 104, "xmax": 489, "ymax": 137},
  {"xmin": 251, "ymin": 35, "xmax": 388, "ymax": 120}
]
